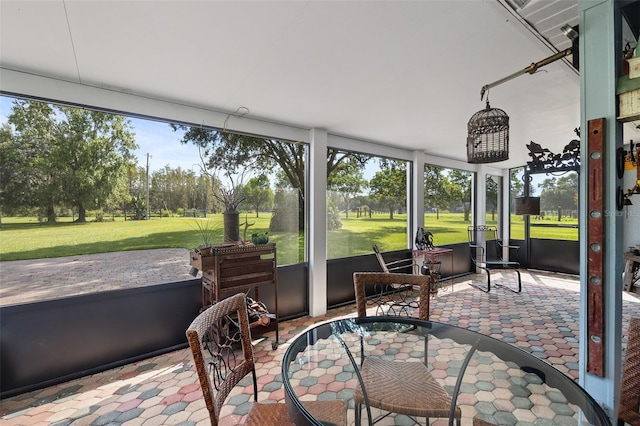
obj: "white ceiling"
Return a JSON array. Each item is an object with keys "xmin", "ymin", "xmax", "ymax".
[{"xmin": 0, "ymin": 0, "xmax": 587, "ymax": 168}]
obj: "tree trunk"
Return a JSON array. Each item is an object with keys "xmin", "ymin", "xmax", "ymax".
[
  {"xmin": 77, "ymin": 204, "xmax": 87, "ymax": 222},
  {"xmin": 389, "ymin": 205, "xmax": 394, "ymax": 220},
  {"xmin": 46, "ymin": 204, "xmax": 56, "ymax": 223}
]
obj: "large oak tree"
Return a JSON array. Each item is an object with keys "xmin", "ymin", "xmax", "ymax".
[{"xmin": 1, "ymin": 99, "xmax": 137, "ymax": 222}]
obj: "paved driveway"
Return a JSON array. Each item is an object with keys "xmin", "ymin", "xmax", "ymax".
[{"xmin": 0, "ymin": 248, "xmax": 193, "ymax": 307}]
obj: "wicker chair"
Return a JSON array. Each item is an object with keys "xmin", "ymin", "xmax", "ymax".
[
  {"xmin": 186, "ymin": 293, "xmax": 347, "ymax": 426},
  {"xmin": 353, "ymin": 272, "xmax": 461, "ymax": 425},
  {"xmin": 619, "ymin": 316, "xmax": 640, "ymax": 426}
]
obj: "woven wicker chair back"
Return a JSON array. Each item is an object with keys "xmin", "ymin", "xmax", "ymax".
[
  {"xmin": 186, "ymin": 293, "xmax": 254, "ymax": 426},
  {"xmin": 619, "ymin": 316, "xmax": 640, "ymax": 425},
  {"xmin": 353, "ymin": 271, "xmax": 431, "ymax": 320}
]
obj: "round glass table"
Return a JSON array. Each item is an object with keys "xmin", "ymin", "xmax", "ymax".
[{"xmin": 282, "ymin": 316, "xmax": 610, "ymax": 426}]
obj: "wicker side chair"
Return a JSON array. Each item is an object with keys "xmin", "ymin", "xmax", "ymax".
[
  {"xmin": 352, "ymin": 272, "xmax": 461, "ymax": 426},
  {"xmin": 186, "ymin": 293, "xmax": 347, "ymax": 426},
  {"xmin": 619, "ymin": 316, "xmax": 640, "ymax": 426}
]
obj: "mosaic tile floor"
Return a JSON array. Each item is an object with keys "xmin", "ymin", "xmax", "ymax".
[{"xmin": 1, "ymin": 270, "xmax": 639, "ymax": 425}]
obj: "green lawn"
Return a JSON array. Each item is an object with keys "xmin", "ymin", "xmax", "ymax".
[{"xmin": 0, "ymin": 212, "xmax": 579, "ymax": 264}]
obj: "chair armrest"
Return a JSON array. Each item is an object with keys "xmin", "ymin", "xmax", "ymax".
[
  {"xmin": 385, "ymin": 258, "xmax": 414, "ymax": 266},
  {"xmin": 385, "ymin": 258, "xmax": 416, "ymax": 272}
]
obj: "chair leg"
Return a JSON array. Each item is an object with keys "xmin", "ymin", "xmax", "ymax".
[
  {"xmin": 469, "ymin": 266, "xmax": 491, "ymax": 293},
  {"xmin": 495, "ymin": 269, "xmax": 522, "ymax": 293},
  {"xmin": 355, "ymin": 402, "xmax": 361, "ymax": 426},
  {"xmin": 251, "ymin": 368, "xmax": 259, "ymax": 402}
]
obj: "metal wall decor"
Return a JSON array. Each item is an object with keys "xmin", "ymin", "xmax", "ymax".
[
  {"xmin": 524, "ymin": 129, "xmax": 581, "ymax": 174},
  {"xmin": 466, "ymin": 100, "xmax": 510, "ymax": 164}
]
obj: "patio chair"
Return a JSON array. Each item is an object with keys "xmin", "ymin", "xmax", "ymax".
[
  {"xmin": 373, "ymin": 244, "xmax": 417, "ymax": 274},
  {"xmin": 352, "ymin": 272, "xmax": 461, "ymax": 426},
  {"xmin": 186, "ymin": 293, "xmax": 347, "ymax": 426},
  {"xmin": 618, "ymin": 316, "xmax": 640, "ymax": 426},
  {"xmin": 467, "ymin": 225, "xmax": 521, "ymax": 293}
]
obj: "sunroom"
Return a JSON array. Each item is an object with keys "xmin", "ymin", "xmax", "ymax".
[{"xmin": 1, "ymin": 0, "xmax": 639, "ymax": 424}]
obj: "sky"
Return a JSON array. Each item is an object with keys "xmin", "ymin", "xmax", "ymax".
[
  {"xmin": 0, "ymin": 95, "xmax": 201, "ymax": 174},
  {"xmin": 127, "ymin": 117, "xmax": 202, "ymax": 173}
]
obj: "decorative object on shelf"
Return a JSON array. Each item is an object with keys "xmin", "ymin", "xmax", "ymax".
[
  {"xmin": 617, "ymin": 140, "xmax": 640, "ymax": 211},
  {"xmin": 466, "ymin": 99, "xmax": 510, "ymax": 164},
  {"xmin": 214, "ymin": 175, "xmax": 246, "ymax": 242},
  {"xmin": 251, "ymin": 232, "xmax": 269, "ymax": 245},
  {"xmin": 618, "ymin": 43, "xmax": 640, "ymax": 122},
  {"xmin": 414, "ymin": 227, "xmax": 434, "ymax": 250},
  {"xmin": 242, "ymin": 214, "xmax": 255, "ymax": 242}
]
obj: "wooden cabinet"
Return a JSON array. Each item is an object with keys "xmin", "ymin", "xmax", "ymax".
[{"xmin": 190, "ymin": 243, "xmax": 279, "ymax": 349}]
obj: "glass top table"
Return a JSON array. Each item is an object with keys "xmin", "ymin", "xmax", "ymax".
[{"xmin": 282, "ymin": 316, "xmax": 610, "ymax": 426}]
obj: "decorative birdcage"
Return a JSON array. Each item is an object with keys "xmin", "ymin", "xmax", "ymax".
[{"xmin": 467, "ymin": 101, "xmax": 509, "ymax": 163}]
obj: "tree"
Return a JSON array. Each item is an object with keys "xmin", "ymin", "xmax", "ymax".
[
  {"xmin": 243, "ymin": 174, "xmax": 274, "ymax": 217},
  {"xmin": 327, "ymin": 165, "xmax": 367, "ymax": 219},
  {"xmin": 151, "ymin": 166, "xmax": 191, "ymax": 214},
  {"xmin": 3, "ymin": 100, "xmax": 138, "ymax": 222},
  {"xmin": 369, "ymin": 161, "xmax": 406, "ymax": 219},
  {"xmin": 55, "ymin": 107, "xmax": 137, "ymax": 222},
  {"xmin": 448, "ymin": 170, "xmax": 472, "ymax": 222},
  {"xmin": 423, "ymin": 166, "xmax": 446, "ymax": 218},
  {"xmin": 510, "ymin": 168, "xmax": 525, "ymax": 197},
  {"xmin": 0, "ymin": 123, "xmax": 34, "ymax": 222},
  {"xmin": 2, "ymin": 101, "xmax": 60, "ymax": 221},
  {"xmin": 538, "ymin": 172, "xmax": 578, "ymax": 218},
  {"xmin": 486, "ymin": 176, "xmax": 499, "ymax": 218},
  {"xmin": 171, "ymin": 126, "xmax": 369, "ymax": 229}
]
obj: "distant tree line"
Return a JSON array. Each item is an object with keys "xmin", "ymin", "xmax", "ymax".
[{"xmin": 1, "ymin": 98, "xmax": 575, "ymax": 228}]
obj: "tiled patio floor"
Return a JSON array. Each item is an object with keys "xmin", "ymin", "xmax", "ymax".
[{"xmin": 1, "ymin": 269, "xmax": 640, "ymax": 425}]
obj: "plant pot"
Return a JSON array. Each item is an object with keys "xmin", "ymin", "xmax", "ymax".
[
  {"xmin": 223, "ymin": 211, "xmax": 240, "ymax": 242},
  {"xmin": 197, "ymin": 246, "xmax": 213, "ymax": 257},
  {"xmin": 251, "ymin": 235, "xmax": 269, "ymax": 244}
]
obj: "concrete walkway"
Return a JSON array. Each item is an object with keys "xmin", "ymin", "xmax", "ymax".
[{"xmin": 0, "ymin": 249, "xmax": 193, "ymax": 307}]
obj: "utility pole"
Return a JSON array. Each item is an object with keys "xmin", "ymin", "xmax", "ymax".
[{"xmin": 146, "ymin": 153, "xmax": 150, "ymax": 220}]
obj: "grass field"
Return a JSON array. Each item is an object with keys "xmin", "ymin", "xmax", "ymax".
[{"xmin": 0, "ymin": 212, "xmax": 579, "ymax": 264}]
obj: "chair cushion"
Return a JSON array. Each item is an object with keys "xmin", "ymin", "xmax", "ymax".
[
  {"xmin": 245, "ymin": 403, "xmax": 293, "ymax": 426},
  {"xmin": 245, "ymin": 400, "xmax": 347, "ymax": 426},
  {"xmin": 354, "ymin": 357, "xmax": 461, "ymax": 419}
]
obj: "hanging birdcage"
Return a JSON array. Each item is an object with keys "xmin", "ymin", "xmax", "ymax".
[{"xmin": 467, "ymin": 101, "xmax": 509, "ymax": 163}]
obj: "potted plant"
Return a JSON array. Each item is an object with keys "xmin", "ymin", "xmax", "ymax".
[
  {"xmin": 251, "ymin": 231, "xmax": 269, "ymax": 245},
  {"xmin": 213, "ymin": 178, "xmax": 245, "ymax": 242},
  {"xmin": 190, "ymin": 219, "xmax": 220, "ymax": 256}
]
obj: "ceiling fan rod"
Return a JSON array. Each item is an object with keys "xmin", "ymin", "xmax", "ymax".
[{"xmin": 480, "ymin": 47, "xmax": 573, "ymax": 101}]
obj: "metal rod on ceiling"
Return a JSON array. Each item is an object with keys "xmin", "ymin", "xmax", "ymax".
[{"xmin": 480, "ymin": 47, "xmax": 573, "ymax": 101}]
